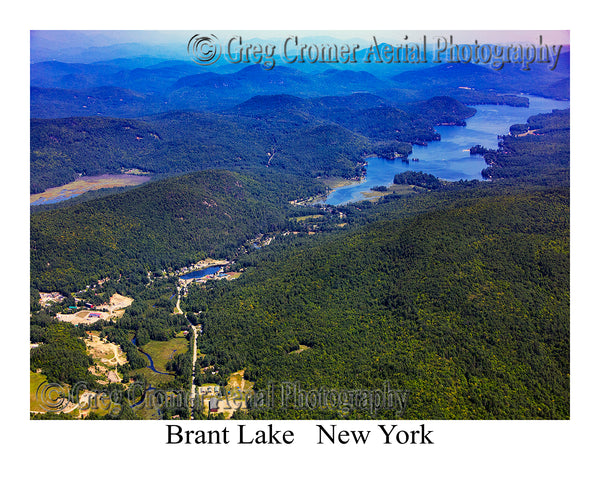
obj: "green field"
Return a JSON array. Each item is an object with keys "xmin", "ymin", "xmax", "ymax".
[
  {"xmin": 143, "ymin": 335, "xmax": 188, "ymax": 372},
  {"xmin": 132, "ymin": 335, "xmax": 189, "ymax": 385},
  {"xmin": 30, "ymin": 371, "xmax": 50, "ymax": 412}
]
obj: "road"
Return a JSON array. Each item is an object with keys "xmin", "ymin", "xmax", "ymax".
[
  {"xmin": 174, "ymin": 286, "xmax": 183, "ymax": 314},
  {"xmin": 175, "ymin": 283, "xmax": 203, "ymax": 418},
  {"xmin": 189, "ymin": 323, "xmax": 199, "ymax": 417}
]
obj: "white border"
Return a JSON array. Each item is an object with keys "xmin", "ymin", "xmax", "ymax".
[{"xmin": 5, "ymin": 1, "xmax": 597, "ymax": 478}]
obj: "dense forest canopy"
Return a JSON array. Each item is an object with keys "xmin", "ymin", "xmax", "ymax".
[
  {"xmin": 482, "ymin": 109, "xmax": 570, "ymax": 184},
  {"xmin": 191, "ymin": 186, "xmax": 569, "ymax": 419}
]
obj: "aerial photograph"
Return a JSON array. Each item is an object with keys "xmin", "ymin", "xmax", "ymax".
[{"xmin": 29, "ymin": 29, "xmax": 570, "ymax": 422}]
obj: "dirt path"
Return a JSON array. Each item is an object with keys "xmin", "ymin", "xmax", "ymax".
[{"xmin": 174, "ymin": 286, "xmax": 183, "ymax": 314}]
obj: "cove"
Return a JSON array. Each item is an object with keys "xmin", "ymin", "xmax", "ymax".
[{"xmin": 324, "ymin": 95, "xmax": 570, "ymax": 205}]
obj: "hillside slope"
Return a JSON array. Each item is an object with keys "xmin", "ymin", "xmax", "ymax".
[
  {"xmin": 192, "ymin": 187, "xmax": 569, "ymax": 419},
  {"xmin": 30, "ymin": 170, "xmax": 323, "ymax": 292}
]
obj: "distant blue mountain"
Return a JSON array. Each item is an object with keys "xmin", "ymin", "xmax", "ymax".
[
  {"xmin": 30, "ymin": 48, "xmax": 569, "ymax": 119},
  {"xmin": 392, "ymin": 60, "xmax": 569, "ymax": 99}
]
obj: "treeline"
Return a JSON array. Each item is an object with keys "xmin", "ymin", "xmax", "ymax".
[
  {"xmin": 30, "ymin": 60, "xmax": 567, "ymax": 123},
  {"xmin": 394, "ymin": 171, "xmax": 443, "ymax": 190},
  {"xmin": 30, "ymin": 109, "xmax": 366, "ymax": 193}
]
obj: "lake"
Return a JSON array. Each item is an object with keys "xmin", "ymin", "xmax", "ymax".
[
  {"xmin": 324, "ymin": 95, "xmax": 570, "ymax": 205},
  {"xmin": 180, "ymin": 265, "xmax": 222, "ymax": 280}
]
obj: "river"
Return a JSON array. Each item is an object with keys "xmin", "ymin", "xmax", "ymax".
[
  {"xmin": 324, "ymin": 95, "xmax": 570, "ymax": 205},
  {"xmin": 131, "ymin": 337, "xmax": 174, "ymax": 376}
]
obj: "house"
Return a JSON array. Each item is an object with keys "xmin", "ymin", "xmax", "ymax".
[{"xmin": 209, "ymin": 398, "xmax": 219, "ymax": 413}]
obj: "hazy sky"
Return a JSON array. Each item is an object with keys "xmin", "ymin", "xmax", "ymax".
[{"xmin": 31, "ymin": 30, "xmax": 570, "ymax": 48}]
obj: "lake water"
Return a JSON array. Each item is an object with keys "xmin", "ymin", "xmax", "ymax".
[
  {"xmin": 180, "ymin": 265, "xmax": 222, "ymax": 280},
  {"xmin": 325, "ymin": 95, "xmax": 570, "ymax": 205}
]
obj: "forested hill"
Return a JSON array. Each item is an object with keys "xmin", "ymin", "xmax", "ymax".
[
  {"xmin": 182, "ymin": 108, "xmax": 570, "ymax": 419},
  {"xmin": 481, "ymin": 108, "xmax": 570, "ymax": 184},
  {"xmin": 391, "ymin": 61, "xmax": 570, "ymax": 101},
  {"xmin": 192, "ymin": 186, "xmax": 569, "ymax": 419},
  {"xmin": 29, "ymin": 100, "xmax": 570, "ymax": 420},
  {"xmin": 31, "ymin": 94, "xmax": 475, "ymax": 194},
  {"xmin": 30, "ymin": 169, "xmax": 324, "ymax": 293},
  {"xmin": 30, "ymin": 109, "xmax": 368, "ymax": 194}
]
